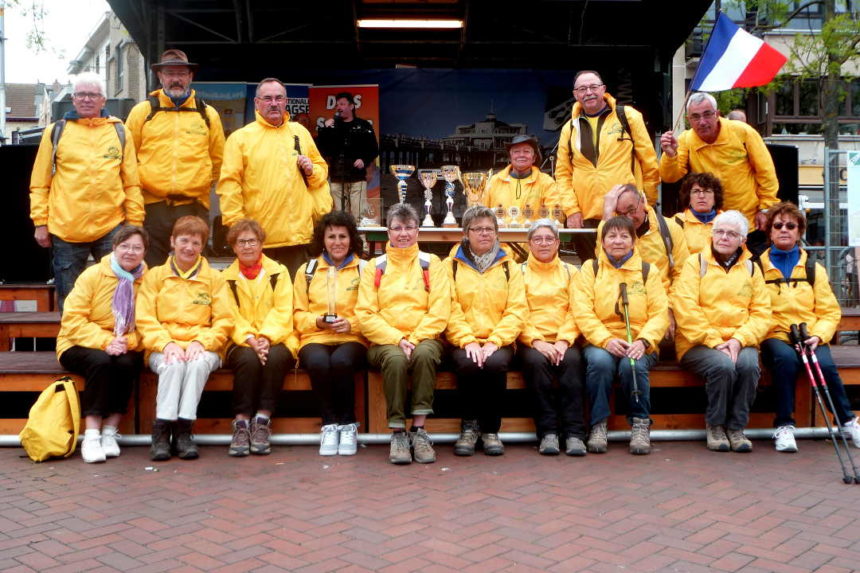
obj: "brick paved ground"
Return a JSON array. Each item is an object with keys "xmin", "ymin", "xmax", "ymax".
[{"xmin": 1, "ymin": 439, "xmax": 859, "ymax": 572}]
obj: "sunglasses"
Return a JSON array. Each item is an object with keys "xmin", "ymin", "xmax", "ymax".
[{"xmin": 772, "ymin": 222, "xmax": 798, "ymax": 231}]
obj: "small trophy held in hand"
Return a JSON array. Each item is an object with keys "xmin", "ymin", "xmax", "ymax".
[{"xmin": 324, "ymin": 266, "xmax": 338, "ymax": 324}]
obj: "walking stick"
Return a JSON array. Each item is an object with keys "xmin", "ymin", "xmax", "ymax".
[
  {"xmin": 619, "ymin": 282, "xmax": 640, "ymax": 403},
  {"xmin": 798, "ymin": 323, "xmax": 860, "ymax": 483},
  {"xmin": 790, "ymin": 324, "xmax": 856, "ymax": 484}
]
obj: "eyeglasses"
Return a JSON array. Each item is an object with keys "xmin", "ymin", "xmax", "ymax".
[
  {"xmin": 389, "ymin": 226, "xmax": 418, "ymax": 233},
  {"xmin": 713, "ymin": 228, "xmax": 742, "ymax": 240},
  {"xmin": 690, "ymin": 188, "xmax": 714, "ymax": 196},
  {"xmin": 236, "ymin": 238, "xmax": 259, "ymax": 247},
  {"xmin": 116, "ymin": 244, "xmax": 144, "ymax": 253},
  {"xmin": 688, "ymin": 110, "xmax": 716, "ymax": 122},
  {"xmin": 529, "ymin": 236, "xmax": 557, "ymax": 245},
  {"xmin": 73, "ymin": 92, "xmax": 103, "ymax": 100},
  {"xmin": 468, "ymin": 226, "xmax": 496, "ymax": 235},
  {"xmin": 257, "ymin": 95, "xmax": 286, "ymax": 103},
  {"xmin": 772, "ymin": 222, "xmax": 798, "ymax": 231},
  {"xmin": 573, "ymin": 84, "xmax": 604, "ymax": 94}
]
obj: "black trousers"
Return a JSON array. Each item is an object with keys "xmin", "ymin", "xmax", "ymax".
[
  {"xmin": 59, "ymin": 346, "xmax": 142, "ymax": 418},
  {"xmin": 299, "ymin": 342, "xmax": 367, "ymax": 425},
  {"xmin": 143, "ymin": 201, "xmax": 208, "ymax": 268},
  {"xmin": 227, "ymin": 343, "xmax": 294, "ymax": 417},
  {"xmin": 571, "ymin": 218, "xmax": 600, "ymax": 264},
  {"xmin": 263, "ymin": 245, "xmax": 310, "ymax": 280},
  {"xmin": 451, "ymin": 345, "xmax": 514, "ymax": 433},
  {"xmin": 518, "ymin": 345, "xmax": 586, "ymax": 439}
]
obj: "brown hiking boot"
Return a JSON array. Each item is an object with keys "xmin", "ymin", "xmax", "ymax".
[
  {"xmin": 706, "ymin": 424, "xmax": 730, "ymax": 452},
  {"xmin": 229, "ymin": 419, "xmax": 250, "ymax": 457},
  {"xmin": 454, "ymin": 419, "xmax": 480, "ymax": 456},
  {"xmin": 587, "ymin": 422, "xmax": 608, "ymax": 453},
  {"xmin": 410, "ymin": 428, "xmax": 436, "ymax": 464},
  {"xmin": 629, "ymin": 417, "xmax": 651, "ymax": 455},
  {"xmin": 174, "ymin": 418, "xmax": 199, "ymax": 460},
  {"xmin": 250, "ymin": 416, "xmax": 272, "ymax": 455},
  {"xmin": 727, "ymin": 428, "xmax": 752, "ymax": 453},
  {"xmin": 389, "ymin": 431, "xmax": 412, "ymax": 465},
  {"xmin": 481, "ymin": 433, "xmax": 505, "ymax": 456},
  {"xmin": 150, "ymin": 419, "xmax": 172, "ymax": 461}
]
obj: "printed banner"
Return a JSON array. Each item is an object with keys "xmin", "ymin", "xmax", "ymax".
[{"xmin": 848, "ymin": 151, "xmax": 860, "ymax": 246}]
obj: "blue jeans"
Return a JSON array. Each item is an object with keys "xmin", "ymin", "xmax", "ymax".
[
  {"xmin": 52, "ymin": 225, "xmax": 120, "ymax": 312},
  {"xmin": 761, "ymin": 338, "xmax": 855, "ymax": 427},
  {"xmin": 582, "ymin": 344, "xmax": 657, "ymax": 425},
  {"xmin": 680, "ymin": 345, "xmax": 760, "ymax": 430}
]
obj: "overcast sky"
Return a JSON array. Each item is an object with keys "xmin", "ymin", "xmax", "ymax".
[{"xmin": 4, "ymin": 0, "xmax": 110, "ymax": 85}]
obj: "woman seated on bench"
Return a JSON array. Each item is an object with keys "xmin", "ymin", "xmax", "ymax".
[
  {"xmin": 222, "ymin": 218, "xmax": 295, "ymax": 457},
  {"xmin": 518, "ymin": 218, "xmax": 586, "ymax": 457},
  {"xmin": 446, "ymin": 205, "xmax": 526, "ymax": 457},
  {"xmin": 137, "ymin": 216, "xmax": 232, "ymax": 461},
  {"xmin": 294, "ymin": 211, "xmax": 367, "ymax": 456},
  {"xmin": 672, "ymin": 172, "xmax": 724, "ymax": 255},
  {"xmin": 759, "ymin": 201, "xmax": 860, "ymax": 453},
  {"xmin": 573, "ymin": 216, "xmax": 668, "ymax": 455},
  {"xmin": 57, "ymin": 225, "xmax": 149, "ymax": 464}
]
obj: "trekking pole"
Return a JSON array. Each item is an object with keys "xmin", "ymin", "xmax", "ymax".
[
  {"xmin": 798, "ymin": 323, "xmax": 860, "ymax": 483},
  {"xmin": 790, "ymin": 324, "xmax": 855, "ymax": 484},
  {"xmin": 619, "ymin": 282, "xmax": 640, "ymax": 403}
]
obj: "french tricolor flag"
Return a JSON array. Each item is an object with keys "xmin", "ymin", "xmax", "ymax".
[{"xmin": 691, "ymin": 12, "xmax": 788, "ymax": 92}]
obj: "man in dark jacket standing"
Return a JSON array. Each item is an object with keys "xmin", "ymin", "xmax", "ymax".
[{"xmin": 316, "ymin": 92, "xmax": 379, "ymax": 221}]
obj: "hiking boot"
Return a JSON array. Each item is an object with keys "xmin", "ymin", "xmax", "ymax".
[
  {"xmin": 453, "ymin": 419, "xmax": 480, "ymax": 456},
  {"xmin": 539, "ymin": 433, "xmax": 560, "ymax": 456},
  {"xmin": 101, "ymin": 426, "xmax": 121, "ymax": 458},
  {"xmin": 843, "ymin": 417, "xmax": 860, "ymax": 448},
  {"xmin": 410, "ymin": 428, "xmax": 436, "ymax": 464},
  {"xmin": 81, "ymin": 430, "xmax": 106, "ymax": 464},
  {"xmin": 727, "ymin": 428, "xmax": 752, "ymax": 453},
  {"xmin": 481, "ymin": 433, "xmax": 505, "ymax": 456},
  {"xmin": 564, "ymin": 436, "xmax": 587, "ymax": 457},
  {"xmin": 773, "ymin": 425, "xmax": 797, "ymax": 452},
  {"xmin": 150, "ymin": 419, "xmax": 172, "ymax": 461},
  {"xmin": 319, "ymin": 424, "xmax": 339, "ymax": 456},
  {"xmin": 706, "ymin": 424, "xmax": 730, "ymax": 452},
  {"xmin": 629, "ymin": 417, "xmax": 651, "ymax": 455},
  {"xmin": 338, "ymin": 423, "xmax": 358, "ymax": 456},
  {"xmin": 229, "ymin": 419, "xmax": 250, "ymax": 457},
  {"xmin": 389, "ymin": 431, "xmax": 412, "ymax": 465},
  {"xmin": 587, "ymin": 422, "xmax": 608, "ymax": 453},
  {"xmin": 174, "ymin": 418, "xmax": 199, "ymax": 460},
  {"xmin": 250, "ymin": 416, "xmax": 272, "ymax": 455}
]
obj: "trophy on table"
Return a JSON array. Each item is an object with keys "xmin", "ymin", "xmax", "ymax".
[
  {"xmin": 552, "ymin": 204, "xmax": 564, "ymax": 224},
  {"xmin": 523, "ymin": 204, "xmax": 535, "ymax": 228},
  {"xmin": 507, "ymin": 206, "xmax": 522, "ymax": 228},
  {"xmin": 538, "ymin": 205, "xmax": 550, "ymax": 220},
  {"xmin": 390, "ymin": 164, "xmax": 415, "ymax": 204},
  {"xmin": 324, "ymin": 266, "xmax": 338, "ymax": 324},
  {"xmin": 462, "ymin": 171, "xmax": 489, "ymax": 208},
  {"xmin": 418, "ymin": 169, "xmax": 440, "ymax": 227},
  {"xmin": 440, "ymin": 165, "xmax": 461, "ymax": 228},
  {"xmin": 494, "ymin": 204, "xmax": 506, "ymax": 228}
]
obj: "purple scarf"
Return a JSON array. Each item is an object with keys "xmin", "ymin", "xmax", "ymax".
[{"xmin": 110, "ymin": 254, "xmax": 144, "ymax": 335}]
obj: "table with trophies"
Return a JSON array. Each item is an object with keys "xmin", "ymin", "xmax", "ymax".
[{"xmin": 359, "ymin": 164, "xmax": 595, "ymax": 255}]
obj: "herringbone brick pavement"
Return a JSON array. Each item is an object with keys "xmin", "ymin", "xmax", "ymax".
[{"xmin": 1, "ymin": 439, "xmax": 859, "ymax": 572}]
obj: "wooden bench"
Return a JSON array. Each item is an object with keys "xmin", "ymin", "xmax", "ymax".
[
  {"xmin": 0, "ymin": 284, "xmax": 55, "ymax": 312},
  {"xmin": 835, "ymin": 307, "xmax": 860, "ymax": 344},
  {"xmin": 0, "ymin": 312, "xmax": 61, "ymax": 351}
]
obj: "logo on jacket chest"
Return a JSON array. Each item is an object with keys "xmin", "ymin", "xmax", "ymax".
[
  {"xmin": 103, "ymin": 146, "xmax": 121, "ymax": 160},
  {"xmin": 192, "ymin": 291, "xmax": 211, "ymax": 305}
]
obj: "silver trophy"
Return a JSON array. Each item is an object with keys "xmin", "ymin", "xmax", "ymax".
[
  {"xmin": 324, "ymin": 266, "xmax": 338, "ymax": 323},
  {"xmin": 390, "ymin": 164, "xmax": 415, "ymax": 204},
  {"xmin": 440, "ymin": 165, "xmax": 461, "ymax": 228},
  {"xmin": 418, "ymin": 169, "xmax": 440, "ymax": 227}
]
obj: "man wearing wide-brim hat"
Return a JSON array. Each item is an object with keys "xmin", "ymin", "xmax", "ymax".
[{"xmin": 125, "ymin": 48, "xmax": 225, "ymax": 267}]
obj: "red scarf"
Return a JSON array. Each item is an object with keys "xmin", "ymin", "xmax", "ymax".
[{"xmin": 239, "ymin": 257, "xmax": 263, "ymax": 280}]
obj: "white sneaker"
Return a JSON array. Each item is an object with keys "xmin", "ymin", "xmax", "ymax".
[
  {"xmin": 101, "ymin": 426, "xmax": 121, "ymax": 458},
  {"xmin": 842, "ymin": 417, "xmax": 860, "ymax": 448},
  {"xmin": 773, "ymin": 425, "xmax": 798, "ymax": 453},
  {"xmin": 81, "ymin": 431, "xmax": 106, "ymax": 463},
  {"xmin": 319, "ymin": 424, "xmax": 339, "ymax": 456},
  {"xmin": 338, "ymin": 423, "xmax": 359, "ymax": 456}
]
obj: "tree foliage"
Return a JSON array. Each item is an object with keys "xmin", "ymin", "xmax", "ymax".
[{"xmin": 5, "ymin": 0, "xmax": 48, "ymax": 52}]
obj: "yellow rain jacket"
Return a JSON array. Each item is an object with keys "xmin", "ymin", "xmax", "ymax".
[
  {"xmin": 444, "ymin": 244, "xmax": 527, "ymax": 348},
  {"xmin": 759, "ymin": 249, "xmax": 840, "ymax": 344},
  {"xmin": 221, "ymin": 254, "xmax": 293, "ymax": 348},
  {"xmin": 293, "ymin": 254, "xmax": 368, "ymax": 351},
  {"xmin": 595, "ymin": 204, "xmax": 689, "ymax": 301},
  {"xmin": 483, "ymin": 166, "xmax": 569, "ymax": 218},
  {"xmin": 217, "ymin": 111, "xmax": 329, "ymax": 248},
  {"xmin": 518, "ymin": 253, "xmax": 580, "ymax": 346},
  {"xmin": 573, "ymin": 248, "xmax": 668, "ymax": 351},
  {"xmin": 56, "ymin": 255, "xmax": 146, "ymax": 359},
  {"xmin": 672, "ymin": 248, "xmax": 771, "ymax": 359},
  {"xmin": 136, "ymin": 257, "xmax": 232, "ymax": 358},
  {"xmin": 659, "ymin": 117, "xmax": 779, "ymax": 225},
  {"xmin": 356, "ymin": 243, "xmax": 451, "ymax": 346},
  {"xmin": 673, "ymin": 209, "xmax": 721, "ymax": 255},
  {"xmin": 125, "ymin": 89, "xmax": 225, "ymax": 208},
  {"xmin": 555, "ymin": 94, "xmax": 660, "ymax": 220},
  {"xmin": 30, "ymin": 116, "xmax": 144, "ymax": 243}
]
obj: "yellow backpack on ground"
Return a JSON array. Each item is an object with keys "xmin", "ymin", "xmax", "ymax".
[{"xmin": 19, "ymin": 376, "xmax": 81, "ymax": 462}]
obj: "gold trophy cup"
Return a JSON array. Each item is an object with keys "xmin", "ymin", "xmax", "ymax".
[
  {"xmin": 390, "ymin": 164, "xmax": 416, "ymax": 204},
  {"xmin": 462, "ymin": 171, "xmax": 489, "ymax": 208}
]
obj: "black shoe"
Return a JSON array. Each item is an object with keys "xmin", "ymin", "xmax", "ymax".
[
  {"xmin": 150, "ymin": 419, "xmax": 172, "ymax": 461},
  {"xmin": 174, "ymin": 418, "xmax": 199, "ymax": 460}
]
